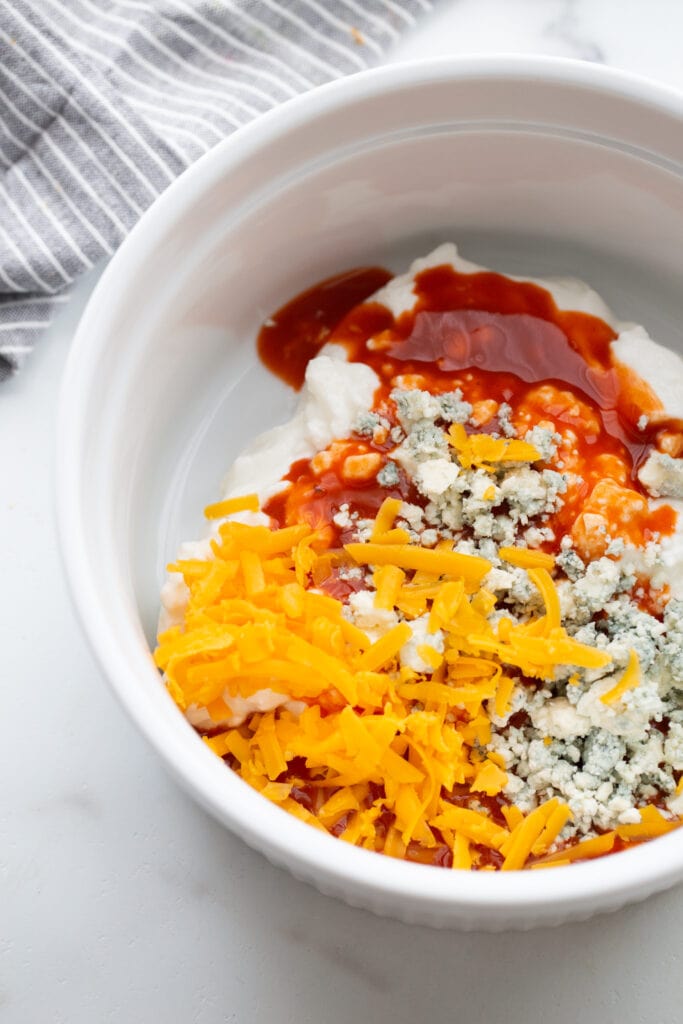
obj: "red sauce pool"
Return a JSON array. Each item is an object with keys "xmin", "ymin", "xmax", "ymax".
[
  {"xmin": 258, "ymin": 261, "xmax": 683, "ymax": 463},
  {"xmin": 259, "ymin": 260, "xmax": 683, "ymax": 559},
  {"xmin": 258, "ymin": 267, "xmax": 392, "ymax": 389}
]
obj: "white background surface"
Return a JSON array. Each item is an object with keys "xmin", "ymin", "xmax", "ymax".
[{"xmin": 4, "ymin": 2, "xmax": 683, "ymax": 1021}]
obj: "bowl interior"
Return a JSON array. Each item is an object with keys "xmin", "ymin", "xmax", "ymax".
[
  {"xmin": 62, "ymin": 61, "xmax": 683, "ymax": 926},
  {"xmin": 138, "ymin": 137, "xmax": 683, "ymax": 644}
]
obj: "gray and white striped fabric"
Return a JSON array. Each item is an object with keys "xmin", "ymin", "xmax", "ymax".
[{"xmin": 0, "ymin": 0, "xmax": 432, "ymax": 381}]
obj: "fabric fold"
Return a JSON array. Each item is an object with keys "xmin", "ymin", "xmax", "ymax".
[{"xmin": 0, "ymin": 0, "xmax": 431, "ymax": 378}]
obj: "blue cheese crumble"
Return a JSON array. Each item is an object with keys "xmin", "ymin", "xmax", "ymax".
[{"xmin": 336, "ymin": 380, "xmax": 683, "ymax": 840}]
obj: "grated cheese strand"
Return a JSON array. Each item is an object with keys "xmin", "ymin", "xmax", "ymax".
[
  {"xmin": 204, "ymin": 493, "xmax": 260, "ymax": 518},
  {"xmin": 356, "ymin": 623, "xmax": 412, "ymax": 672},
  {"xmin": 501, "ymin": 800, "xmax": 557, "ymax": 870},
  {"xmin": 370, "ymin": 497, "xmax": 402, "ymax": 541},
  {"xmin": 498, "ymin": 546, "xmax": 555, "ymax": 571},
  {"xmin": 451, "ymin": 833, "xmax": 472, "ymax": 870},
  {"xmin": 600, "ymin": 649, "xmax": 641, "ymax": 705},
  {"xmin": 345, "ymin": 542, "xmax": 491, "ymax": 583},
  {"xmin": 531, "ymin": 831, "xmax": 616, "ymax": 866},
  {"xmin": 527, "ymin": 567, "xmax": 561, "ymax": 632},
  {"xmin": 449, "ymin": 424, "xmax": 541, "ymax": 473}
]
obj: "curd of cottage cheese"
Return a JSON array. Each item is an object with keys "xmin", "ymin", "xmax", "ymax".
[
  {"xmin": 220, "ymin": 352, "xmax": 379, "ymax": 506},
  {"xmin": 613, "ymin": 325, "xmax": 683, "ymax": 422}
]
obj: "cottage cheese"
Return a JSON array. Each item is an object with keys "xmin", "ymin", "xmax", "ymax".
[{"xmin": 221, "ymin": 353, "xmax": 379, "ymax": 505}]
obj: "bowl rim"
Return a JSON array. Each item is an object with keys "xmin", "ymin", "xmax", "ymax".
[{"xmin": 57, "ymin": 54, "xmax": 683, "ymax": 919}]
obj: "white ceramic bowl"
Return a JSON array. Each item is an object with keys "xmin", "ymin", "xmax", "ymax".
[{"xmin": 57, "ymin": 56, "xmax": 683, "ymax": 930}]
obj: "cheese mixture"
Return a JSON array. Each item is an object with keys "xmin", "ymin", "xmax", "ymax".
[{"xmin": 155, "ymin": 245, "xmax": 683, "ymax": 870}]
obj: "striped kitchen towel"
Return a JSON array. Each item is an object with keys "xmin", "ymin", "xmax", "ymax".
[{"xmin": 0, "ymin": 0, "xmax": 431, "ymax": 382}]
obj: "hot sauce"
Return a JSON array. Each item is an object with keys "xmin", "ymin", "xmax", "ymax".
[
  {"xmin": 258, "ymin": 266, "xmax": 392, "ymax": 389},
  {"xmin": 260, "ymin": 261, "xmax": 683, "ymax": 559}
]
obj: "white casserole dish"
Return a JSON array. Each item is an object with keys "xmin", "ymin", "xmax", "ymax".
[{"xmin": 57, "ymin": 56, "xmax": 683, "ymax": 930}]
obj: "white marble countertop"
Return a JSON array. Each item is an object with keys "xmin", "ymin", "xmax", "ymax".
[{"xmin": 4, "ymin": 3, "xmax": 683, "ymax": 1021}]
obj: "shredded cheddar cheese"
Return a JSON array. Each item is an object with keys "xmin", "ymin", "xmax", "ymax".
[
  {"xmin": 204, "ymin": 493, "xmax": 260, "ymax": 518},
  {"xmin": 155, "ymin": 489, "xmax": 682, "ymax": 871},
  {"xmin": 345, "ymin": 542, "xmax": 491, "ymax": 584},
  {"xmin": 448, "ymin": 424, "xmax": 541, "ymax": 473},
  {"xmin": 600, "ymin": 649, "xmax": 641, "ymax": 705},
  {"xmin": 370, "ymin": 497, "xmax": 402, "ymax": 541},
  {"xmin": 527, "ymin": 567, "xmax": 562, "ymax": 632},
  {"xmin": 499, "ymin": 546, "xmax": 555, "ymax": 571}
]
